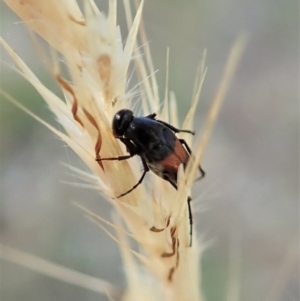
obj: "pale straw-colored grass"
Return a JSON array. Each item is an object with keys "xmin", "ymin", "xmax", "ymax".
[{"xmin": 1, "ymin": 0, "xmax": 246, "ymax": 300}]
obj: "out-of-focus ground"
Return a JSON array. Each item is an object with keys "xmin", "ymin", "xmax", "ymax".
[{"xmin": 0, "ymin": 1, "xmax": 298, "ymax": 301}]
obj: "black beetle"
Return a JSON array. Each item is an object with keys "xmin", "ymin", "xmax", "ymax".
[{"xmin": 97, "ymin": 109, "xmax": 205, "ymax": 246}]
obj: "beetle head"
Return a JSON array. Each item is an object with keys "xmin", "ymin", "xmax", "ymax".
[{"xmin": 112, "ymin": 109, "xmax": 134, "ymax": 138}]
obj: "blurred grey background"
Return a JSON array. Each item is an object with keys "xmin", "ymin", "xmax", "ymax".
[{"xmin": 0, "ymin": 0, "xmax": 298, "ymax": 301}]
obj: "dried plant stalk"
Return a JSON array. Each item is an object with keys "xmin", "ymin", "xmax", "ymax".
[{"xmin": 2, "ymin": 0, "xmax": 246, "ymax": 300}]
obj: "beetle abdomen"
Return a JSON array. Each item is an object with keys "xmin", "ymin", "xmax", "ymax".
[
  {"xmin": 147, "ymin": 138, "xmax": 189, "ymax": 185},
  {"xmin": 160, "ymin": 138, "xmax": 189, "ymax": 171}
]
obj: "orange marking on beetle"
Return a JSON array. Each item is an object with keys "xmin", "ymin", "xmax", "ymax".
[{"xmin": 160, "ymin": 138, "xmax": 189, "ymax": 172}]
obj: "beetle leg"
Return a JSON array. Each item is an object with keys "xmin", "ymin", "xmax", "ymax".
[
  {"xmin": 178, "ymin": 139, "xmax": 205, "ymax": 179},
  {"xmin": 96, "ymin": 138, "xmax": 138, "ymax": 161},
  {"xmin": 187, "ymin": 197, "xmax": 193, "ymax": 247},
  {"xmin": 164, "ymin": 170, "xmax": 193, "ymax": 247},
  {"xmin": 96, "ymin": 154, "xmax": 133, "ymax": 161},
  {"xmin": 146, "ymin": 113, "xmax": 157, "ymax": 119},
  {"xmin": 115, "ymin": 157, "xmax": 149, "ymax": 198},
  {"xmin": 119, "ymin": 138, "xmax": 139, "ymax": 156},
  {"xmin": 163, "ymin": 173, "xmax": 178, "ymax": 190},
  {"xmin": 155, "ymin": 119, "xmax": 195, "ymax": 135}
]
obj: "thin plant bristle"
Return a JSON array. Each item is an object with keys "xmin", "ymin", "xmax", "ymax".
[{"xmin": 0, "ymin": 244, "xmax": 122, "ymax": 298}]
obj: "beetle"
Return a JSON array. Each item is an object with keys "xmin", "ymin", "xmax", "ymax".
[{"xmin": 97, "ymin": 109, "xmax": 205, "ymax": 246}]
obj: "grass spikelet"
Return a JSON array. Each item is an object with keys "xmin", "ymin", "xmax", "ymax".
[{"xmin": 1, "ymin": 0, "xmax": 246, "ymax": 300}]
